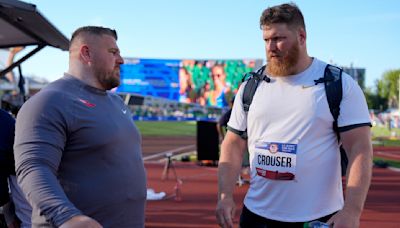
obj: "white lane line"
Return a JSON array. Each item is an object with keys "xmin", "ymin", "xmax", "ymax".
[
  {"xmin": 376, "ymin": 151, "xmax": 400, "ymax": 159},
  {"xmin": 143, "ymin": 144, "xmax": 196, "ymax": 161}
]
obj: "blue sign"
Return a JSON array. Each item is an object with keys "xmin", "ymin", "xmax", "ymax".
[{"xmin": 117, "ymin": 58, "xmax": 180, "ymax": 100}]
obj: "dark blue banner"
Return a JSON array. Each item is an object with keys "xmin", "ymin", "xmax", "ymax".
[{"xmin": 117, "ymin": 58, "xmax": 180, "ymax": 100}]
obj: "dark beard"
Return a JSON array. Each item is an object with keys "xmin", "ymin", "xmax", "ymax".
[
  {"xmin": 267, "ymin": 42, "xmax": 299, "ymax": 76},
  {"xmin": 96, "ymin": 70, "xmax": 120, "ymax": 90}
]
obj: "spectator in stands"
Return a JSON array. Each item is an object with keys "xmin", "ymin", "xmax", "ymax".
[
  {"xmin": 209, "ymin": 64, "xmax": 231, "ymax": 108},
  {"xmin": 179, "ymin": 67, "xmax": 194, "ymax": 103},
  {"xmin": 192, "ymin": 61, "xmax": 205, "ymax": 93},
  {"xmin": 198, "ymin": 81, "xmax": 212, "ymax": 106},
  {"xmin": 14, "ymin": 26, "xmax": 147, "ymax": 227}
]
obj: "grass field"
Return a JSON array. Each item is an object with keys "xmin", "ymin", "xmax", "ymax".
[
  {"xmin": 372, "ymin": 126, "xmax": 400, "ymax": 138},
  {"xmin": 136, "ymin": 122, "xmax": 400, "ymax": 139},
  {"xmin": 135, "ymin": 121, "xmax": 196, "ymax": 136},
  {"xmin": 372, "ymin": 126, "xmax": 400, "ymax": 147}
]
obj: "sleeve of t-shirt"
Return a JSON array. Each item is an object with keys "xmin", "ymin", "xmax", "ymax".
[
  {"xmin": 227, "ymin": 82, "xmax": 248, "ymax": 135},
  {"xmin": 337, "ymin": 72, "xmax": 371, "ymax": 132},
  {"xmin": 14, "ymin": 91, "xmax": 82, "ymax": 227}
]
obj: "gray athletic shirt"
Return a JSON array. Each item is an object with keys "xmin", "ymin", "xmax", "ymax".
[{"xmin": 14, "ymin": 74, "xmax": 147, "ymax": 227}]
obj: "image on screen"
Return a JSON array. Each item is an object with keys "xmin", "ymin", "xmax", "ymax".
[{"xmin": 118, "ymin": 58, "xmax": 263, "ymax": 108}]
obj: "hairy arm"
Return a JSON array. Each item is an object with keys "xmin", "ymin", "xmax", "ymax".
[
  {"xmin": 216, "ymin": 131, "xmax": 247, "ymax": 228},
  {"xmin": 328, "ymin": 126, "xmax": 373, "ymax": 227}
]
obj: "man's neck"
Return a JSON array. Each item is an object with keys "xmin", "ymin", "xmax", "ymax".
[
  {"xmin": 67, "ymin": 68, "xmax": 103, "ymax": 90},
  {"xmin": 294, "ymin": 54, "xmax": 313, "ymax": 75}
]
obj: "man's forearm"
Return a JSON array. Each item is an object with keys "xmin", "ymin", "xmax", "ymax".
[
  {"xmin": 218, "ymin": 136, "xmax": 246, "ymax": 200},
  {"xmin": 343, "ymin": 145, "xmax": 373, "ymax": 215},
  {"xmin": 218, "ymin": 162, "xmax": 242, "ymax": 200},
  {"xmin": 17, "ymin": 163, "xmax": 82, "ymax": 226}
]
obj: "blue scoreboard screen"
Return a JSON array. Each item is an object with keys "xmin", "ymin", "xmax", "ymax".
[
  {"xmin": 117, "ymin": 58, "xmax": 181, "ymax": 100},
  {"xmin": 117, "ymin": 58, "xmax": 263, "ymax": 107}
]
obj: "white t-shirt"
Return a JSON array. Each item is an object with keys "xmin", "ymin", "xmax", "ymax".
[{"xmin": 228, "ymin": 58, "xmax": 371, "ymax": 222}]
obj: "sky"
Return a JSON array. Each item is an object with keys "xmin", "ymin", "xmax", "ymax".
[{"xmin": 7, "ymin": 0, "xmax": 400, "ymax": 88}]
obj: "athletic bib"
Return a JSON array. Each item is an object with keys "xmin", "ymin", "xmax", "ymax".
[{"xmin": 253, "ymin": 140, "xmax": 297, "ymax": 180}]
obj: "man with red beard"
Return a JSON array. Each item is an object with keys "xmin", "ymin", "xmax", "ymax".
[
  {"xmin": 216, "ymin": 3, "xmax": 372, "ymax": 228},
  {"xmin": 14, "ymin": 26, "xmax": 147, "ymax": 228}
]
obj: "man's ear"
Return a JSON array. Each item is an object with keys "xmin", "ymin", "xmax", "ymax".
[
  {"xmin": 80, "ymin": 45, "xmax": 91, "ymax": 64},
  {"xmin": 298, "ymin": 28, "xmax": 306, "ymax": 46}
]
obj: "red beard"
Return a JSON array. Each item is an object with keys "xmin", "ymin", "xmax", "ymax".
[{"xmin": 267, "ymin": 41, "xmax": 300, "ymax": 76}]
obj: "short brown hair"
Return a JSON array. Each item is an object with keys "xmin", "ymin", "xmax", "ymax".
[
  {"xmin": 69, "ymin": 26, "xmax": 118, "ymax": 48},
  {"xmin": 259, "ymin": 3, "xmax": 305, "ymax": 30}
]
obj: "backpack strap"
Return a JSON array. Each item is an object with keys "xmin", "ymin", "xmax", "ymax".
[
  {"xmin": 242, "ymin": 65, "xmax": 267, "ymax": 112},
  {"xmin": 323, "ymin": 64, "xmax": 348, "ymax": 176},
  {"xmin": 323, "ymin": 64, "xmax": 343, "ymax": 139}
]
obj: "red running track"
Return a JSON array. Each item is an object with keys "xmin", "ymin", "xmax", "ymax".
[
  {"xmin": 145, "ymin": 162, "xmax": 400, "ymax": 228},
  {"xmin": 373, "ymin": 146, "xmax": 400, "ymax": 161}
]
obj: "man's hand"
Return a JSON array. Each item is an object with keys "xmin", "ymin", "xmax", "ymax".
[
  {"xmin": 59, "ymin": 215, "xmax": 102, "ymax": 228},
  {"xmin": 216, "ymin": 196, "xmax": 236, "ymax": 228},
  {"xmin": 327, "ymin": 208, "xmax": 360, "ymax": 228},
  {"xmin": 216, "ymin": 131, "xmax": 246, "ymax": 228}
]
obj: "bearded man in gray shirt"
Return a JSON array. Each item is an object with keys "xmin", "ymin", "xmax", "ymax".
[{"xmin": 14, "ymin": 26, "xmax": 147, "ymax": 228}]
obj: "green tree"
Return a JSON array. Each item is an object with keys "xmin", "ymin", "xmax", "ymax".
[
  {"xmin": 376, "ymin": 69, "xmax": 400, "ymax": 109},
  {"xmin": 364, "ymin": 87, "xmax": 387, "ymax": 111}
]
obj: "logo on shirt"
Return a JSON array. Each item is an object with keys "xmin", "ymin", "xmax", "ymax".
[{"xmin": 78, "ymin": 98, "xmax": 96, "ymax": 108}]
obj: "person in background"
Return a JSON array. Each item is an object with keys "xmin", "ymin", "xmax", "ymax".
[
  {"xmin": 198, "ymin": 81, "xmax": 212, "ymax": 106},
  {"xmin": 217, "ymin": 97, "xmax": 234, "ymax": 143},
  {"xmin": 0, "ymin": 108, "xmax": 18, "ymax": 228},
  {"xmin": 14, "ymin": 26, "xmax": 147, "ymax": 228},
  {"xmin": 0, "ymin": 107, "xmax": 32, "ymax": 228},
  {"xmin": 209, "ymin": 64, "xmax": 231, "ymax": 108},
  {"xmin": 217, "ymin": 97, "xmax": 250, "ymax": 186},
  {"xmin": 178, "ymin": 67, "xmax": 194, "ymax": 103},
  {"xmin": 216, "ymin": 3, "xmax": 372, "ymax": 228},
  {"xmin": 0, "ymin": 46, "xmax": 31, "ymax": 228}
]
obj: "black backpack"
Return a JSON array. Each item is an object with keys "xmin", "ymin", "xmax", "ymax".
[{"xmin": 241, "ymin": 64, "xmax": 348, "ymax": 176}]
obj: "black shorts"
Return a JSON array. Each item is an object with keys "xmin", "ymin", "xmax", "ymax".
[{"xmin": 240, "ymin": 205, "xmax": 336, "ymax": 228}]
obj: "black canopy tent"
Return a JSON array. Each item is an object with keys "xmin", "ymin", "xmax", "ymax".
[{"xmin": 0, "ymin": 0, "xmax": 69, "ymax": 80}]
